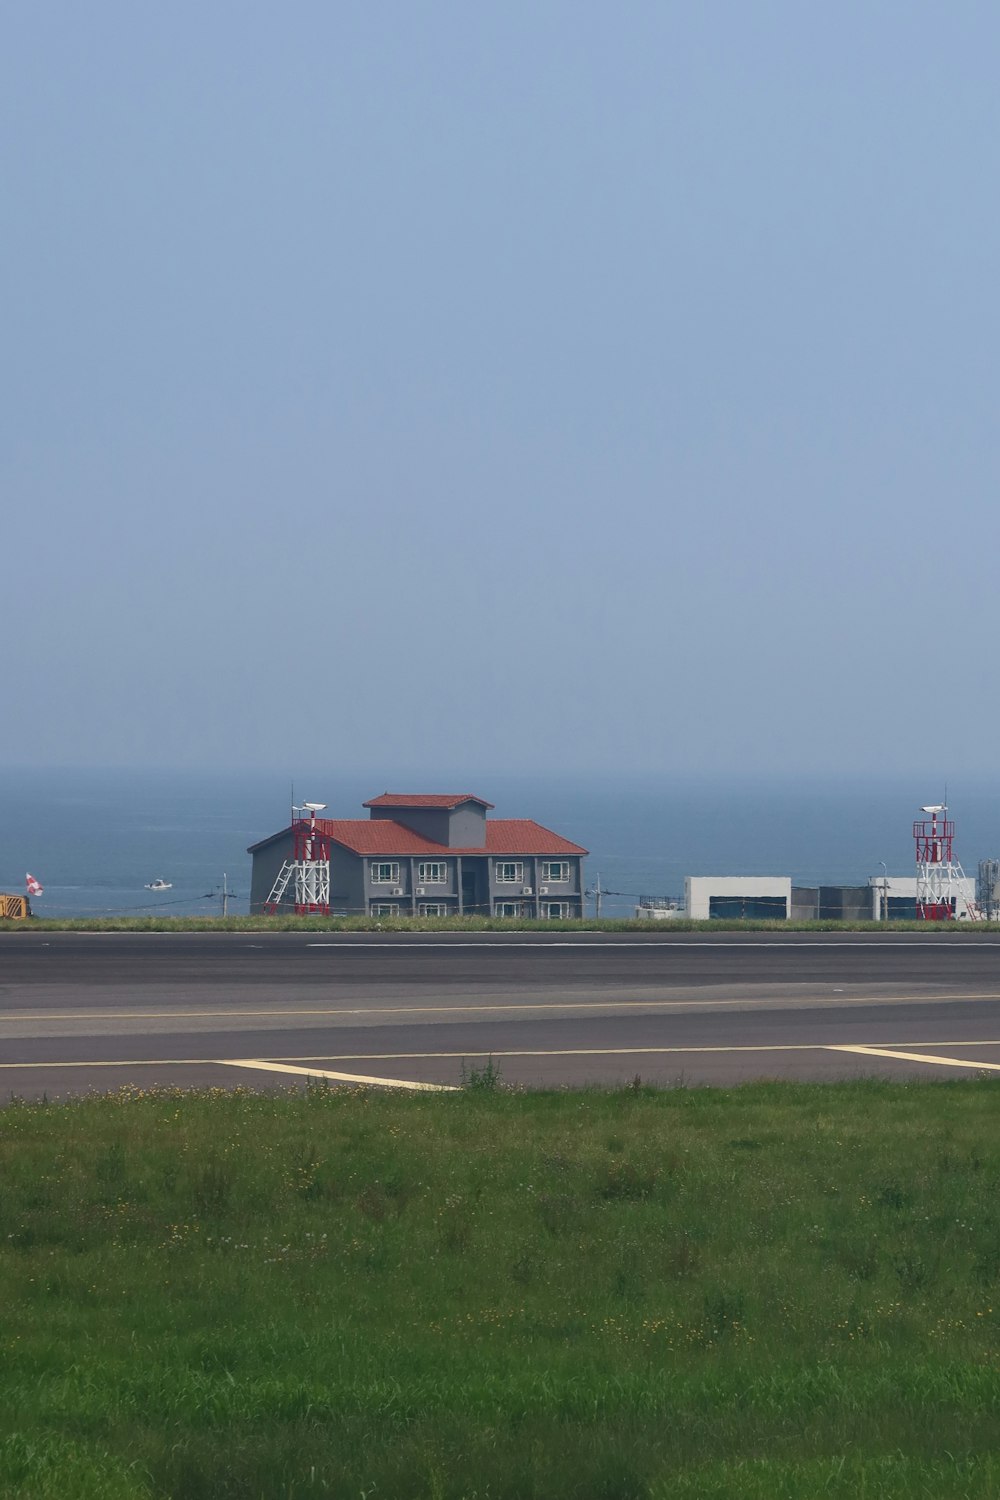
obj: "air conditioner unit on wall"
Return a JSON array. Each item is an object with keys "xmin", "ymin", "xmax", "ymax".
[
  {"xmin": 539, "ymin": 886, "xmax": 549, "ymax": 895},
  {"xmin": 522, "ymin": 886, "xmax": 533, "ymax": 895},
  {"xmin": 392, "ymin": 887, "xmax": 403, "ymax": 895},
  {"xmin": 416, "ymin": 887, "xmax": 425, "ymax": 896}
]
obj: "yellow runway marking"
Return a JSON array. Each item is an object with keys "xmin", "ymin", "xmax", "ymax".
[
  {"xmin": 2, "ymin": 1040, "xmax": 1000, "ymax": 1074},
  {"xmin": 5, "ymin": 990, "xmax": 1000, "ymax": 1023},
  {"xmin": 0, "ymin": 1058, "xmax": 231, "ymax": 1068},
  {"xmin": 866, "ymin": 1040, "xmax": 1000, "ymax": 1049},
  {"xmin": 8, "ymin": 1040, "xmax": 1000, "ymax": 1070},
  {"xmin": 827, "ymin": 1044, "xmax": 1000, "ymax": 1071},
  {"xmin": 218, "ymin": 1060, "xmax": 457, "ymax": 1092},
  {"xmin": 0, "ymin": 1046, "xmax": 818, "ymax": 1069},
  {"xmin": 278, "ymin": 1039, "xmax": 1000, "ymax": 1062},
  {"xmin": 272, "ymin": 1044, "xmax": 820, "ymax": 1060}
]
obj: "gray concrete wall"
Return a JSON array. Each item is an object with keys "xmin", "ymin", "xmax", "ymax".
[
  {"xmin": 251, "ymin": 837, "xmax": 584, "ymax": 918},
  {"xmin": 251, "ymin": 837, "xmax": 367, "ymax": 915},
  {"xmin": 362, "ymin": 853, "xmax": 411, "ymax": 904},
  {"xmin": 446, "ymin": 804, "xmax": 487, "ymax": 848},
  {"xmin": 367, "ymin": 803, "xmax": 487, "ymax": 848},
  {"xmin": 791, "ymin": 886, "xmax": 877, "ymax": 921},
  {"xmin": 818, "ymin": 886, "xmax": 876, "ymax": 921},
  {"xmin": 486, "ymin": 854, "xmax": 584, "ymax": 916},
  {"xmin": 537, "ymin": 855, "xmax": 583, "ymax": 897},
  {"xmin": 249, "ymin": 832, "xmax": 293, "ymax": 914},
  {"xmin": 791, "ymin": 887, "xmax": 818, "ymax": 921},
  {"xmin": 412, "ymin": 856, "xmax": 458, "ymax": 896},
  {"xmin": 329, "ymin": 847, "xmax": 366, "ymax": 915},
  {"xmin": 368, "ymin": 806, "xmax": 451, "ymax": 844},
  {"xmin": 359, "ymin": 847, "xmax": 587, "ymax": 907},
  {"xmin": 361, "ymin": 853, "xmax": 478, "ymax": 911}
]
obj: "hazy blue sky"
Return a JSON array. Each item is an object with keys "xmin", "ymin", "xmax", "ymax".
[{"xmin": 5, "ymin": 2, "xmax": 999, "ymax": 776}]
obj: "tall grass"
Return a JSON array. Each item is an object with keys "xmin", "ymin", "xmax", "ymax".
[
  {"xmin": 4, "ymin": 913, "xmax": 999, "ymax": 933},
  {"xmin": 2, "ymin": 1079, "xmax": 1000, "ymax": 1494}
]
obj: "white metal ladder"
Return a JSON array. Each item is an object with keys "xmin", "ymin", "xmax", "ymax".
[{"xmin": 265, "ymin": 861, "xmax": 295, "ymax": 909}]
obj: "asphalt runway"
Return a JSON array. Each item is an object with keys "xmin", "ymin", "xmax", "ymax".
[{"xmin": 4, "ymin": 929, "xmax": 1000, "ymax": 1097}]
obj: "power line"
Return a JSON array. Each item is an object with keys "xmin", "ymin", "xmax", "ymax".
[{"xmin": 29, "ymin": 891, "xmax": 240, "ymax": 918}]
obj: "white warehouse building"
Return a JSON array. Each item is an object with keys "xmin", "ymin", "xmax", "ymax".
[
  {"xmin": 685, "ymin": 876, "xmax": 791, "ymax": 921},
  {"xmin": 682, "ymin": 874, "xmax": 979, "ymax": 921}
]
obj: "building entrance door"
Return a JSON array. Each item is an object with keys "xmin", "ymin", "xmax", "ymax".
[{"xmin": 462, "ymin": 867, "xmax": 479, "ymax": 914}]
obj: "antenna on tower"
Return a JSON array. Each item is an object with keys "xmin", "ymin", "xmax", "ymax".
[{"xmin": 264, "ymin": 801, "xmax": 331, "ymax": 914}]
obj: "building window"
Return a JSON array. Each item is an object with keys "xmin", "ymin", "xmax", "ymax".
[
  {"xmin": 418, "ymin": 862, "xmax": 447, "ymax": 883},
  {"xmin": 370, "ymin": 902, "xmax": 398, "ymax": 916},
  {"xmin": 370, "ymin": 862, "xmax": 400, "ymax": 885},
  {"xmin": 418, "ymin": 902, "xmax": 446, "ymax": 917},
  {"xmin": 495, "ymin": 901, "xmax": 521, "ymax": 918},
  {"xmin": 542, "ymin": 861, "xmax": 570, "ymax": 883},
  {"xmin": 495, "ymin": 861, "xmax": 524, "ymax": 884},
  {"xmin": 543, "ymin": 901, "xmax": 569, "ymax": 919}
]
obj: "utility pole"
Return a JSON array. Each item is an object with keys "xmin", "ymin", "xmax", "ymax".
[
  {"xmin": 202, "ymin": 876, "xmax": 238, "ymax": 917},
  {"xmin": 594, "ymin": 872, "xmax": 602, "ymax": 919}
]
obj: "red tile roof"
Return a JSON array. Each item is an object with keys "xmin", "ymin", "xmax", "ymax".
[
  {"xmin": 363, "ymin": 793, "xmax": 495, "ymax": 810},
  {"xmin": 483, "ymin": 820, "xmax": 587, "ymax": 856},
  {"xmin": 313, "ymin": 817, "xmax": 587, "ymax": 857},
  {"xmin": 318, "ymin": 820, "xmax": 452, "ymax": 855}
]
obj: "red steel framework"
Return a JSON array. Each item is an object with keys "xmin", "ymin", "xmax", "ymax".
[
  {"xmin": 913, "ymin": 806, "xmax": 956, "ymax": 920},
  {"xmin": 912, "ymin": 803, "xmax": 983, "ymax": 921},
  {"xmin": 263, "ymin": 806, "xmax": 332, "ymax": 914},
  {"xmin": 290, "ymin": 813, "xmax": 331, "ymax": 914}
]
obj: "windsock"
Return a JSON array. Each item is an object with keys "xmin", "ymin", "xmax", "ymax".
[{"xmin": 25, "ymin": 874, "xmax": 43, "ymax": 897}]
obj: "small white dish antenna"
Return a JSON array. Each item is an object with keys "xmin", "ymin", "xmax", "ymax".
[{"xmin": 920, "ymin": 805, "xmax": 946, "ymax": 814}]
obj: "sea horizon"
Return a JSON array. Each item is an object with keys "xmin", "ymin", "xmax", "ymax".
[{"xmin": 2, "ymin": 767, "xmax": 999, "ymax": 920}]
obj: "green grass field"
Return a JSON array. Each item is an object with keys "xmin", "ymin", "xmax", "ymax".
[
  {"xmin": 4, "ymin": 912, "xmax": 1000, "ymax": 932},
  {"xmin": 3, "ymin": 1077, "xmax": 1000, "ymax": 1497}
]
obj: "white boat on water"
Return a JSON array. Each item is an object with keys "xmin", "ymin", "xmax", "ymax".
[{"xmin": 145, "ymin": 879, "xmax": 173, "ymax": 891}]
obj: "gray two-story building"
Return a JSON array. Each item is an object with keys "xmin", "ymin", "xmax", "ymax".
[{"xmin": 248, "ymin": 793, "xmax": 588, "ymax": 918}]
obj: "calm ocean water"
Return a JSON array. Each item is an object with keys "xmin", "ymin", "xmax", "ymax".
[{"xmin": 2, "ymin": 768, "xmax": 1000, "ymax": 919}]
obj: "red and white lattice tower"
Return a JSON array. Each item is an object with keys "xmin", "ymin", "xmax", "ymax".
[
  {"xmin": 913, "ymin": 803, "xmax": 980, "ymax": 921},
  {"xmin": 264, "ymin": 803, "xmax": 331, "ymax": 914}
]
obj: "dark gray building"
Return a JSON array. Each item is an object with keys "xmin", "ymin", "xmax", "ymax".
[{"xmin": 248, "ymin": 793, "xmax": 588, "ymax": 918}]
